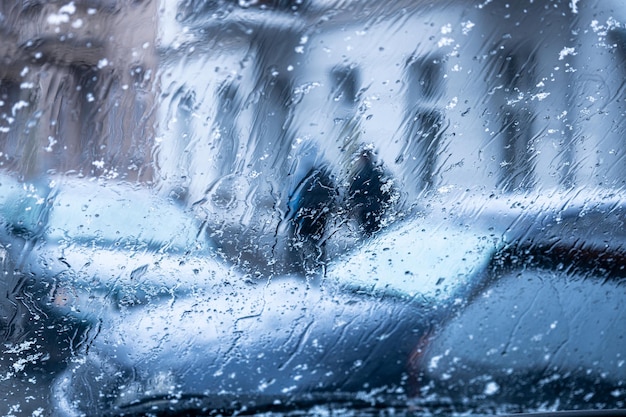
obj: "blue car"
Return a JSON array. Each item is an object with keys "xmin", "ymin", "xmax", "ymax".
[{"xmin": 0, "ymin": 174, "xmax": 623, "ymax": 415}]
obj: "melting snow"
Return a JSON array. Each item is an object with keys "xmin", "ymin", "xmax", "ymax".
[
  {"xmin": 558, "ymin": 47, "xmax": 577, "ymax": 60},
  {"xmin": 484, "ymin": 381, "xmax": 500, "ymax": 396}
]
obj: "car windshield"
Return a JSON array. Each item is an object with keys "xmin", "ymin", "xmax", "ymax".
[{"xmin": 0, "ymin": 0, "xmax": 625, "ymax": 416}]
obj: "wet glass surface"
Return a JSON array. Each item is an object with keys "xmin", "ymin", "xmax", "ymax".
[{"xmin": 0, "ymin": 0, "xmax": 625, "ymax": 415}]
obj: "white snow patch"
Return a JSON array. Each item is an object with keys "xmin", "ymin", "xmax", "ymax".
[
  {"xmin": 428, "ymin": 355, "xmax": 443, "ymax": 371},
  {"xmin": 484, "ymin": 381, "xmax": 500, "ymax": 396},
  {"xmin": 461, "ymin": 20, "xmax": 475, "ymax": 35},
  {"xmin": 446, "ymin": 97, "xmax": 458, "ymax": 110},
  {"xmin": 438, "ymin": 37, "xmax": 454, "ymax": 48},
  {"xmin": 47, "ymin": 13, "xmax": 69, "ymax": 25},
  {"xmin": 45, "ymin": 136, "xmax": 58, "ymax": 152},
  {"xmin": 59, "ymin": 2, "xmax": 76, "ymax": 15},
  {"xmin": 558, "ymin": 46, "xmax": 577, "ymax": 60},
  {"xmin": 532, "ymin": 92, "xmax": 551, "ymax": 101},
  {"xmin": 4, "ymin": 340, "xmax": 37, "ymax": 354},
  {"xmin": 47, "ymin": 2, "xmax": 76, "ymax": 25},
  {"xmin": 438, "ymin": 185, "xmax": 456, "ymax": 194},
  {"xmin": 11, "ymin": 100, "xmax": 29, "ymax": 116}
]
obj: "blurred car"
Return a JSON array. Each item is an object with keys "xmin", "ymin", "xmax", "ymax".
[{"xmin": 0, "ymin": 173, "xmax": 623, "ymax": 416}]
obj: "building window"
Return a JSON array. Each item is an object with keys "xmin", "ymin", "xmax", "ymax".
[
  {"xmin": 400, "ymin": 55, "xmax": 445, "ymax": 191},
  {"xmin": 496, "ymin": 49, "xmax": 537, "ymax": 192}
]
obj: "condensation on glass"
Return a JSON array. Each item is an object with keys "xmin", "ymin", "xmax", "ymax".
[{"xmin": 0, "ymin": 0, "xmax": 625, "ymax": 416}]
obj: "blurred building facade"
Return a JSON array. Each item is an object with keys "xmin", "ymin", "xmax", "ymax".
[
  {"xmin": 0, "ymin": 0, "xmax": 157, "ymax": 181},
  {"xmin": 0, "ymin": 0, "xmax": 624, "ymax": 195},
  {"xmin": 156, "ymin": 0, "xmax": 626, "ymax": 206}
]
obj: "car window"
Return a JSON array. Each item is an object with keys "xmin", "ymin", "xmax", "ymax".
[{"xmin": 0, "ymin": 1, "xmax": 625, "ymax": 416}]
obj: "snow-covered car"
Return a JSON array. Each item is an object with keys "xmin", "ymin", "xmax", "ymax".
[{"xmin": 0, "ymin": 174, "xmax": 623, "ymax": 415}]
